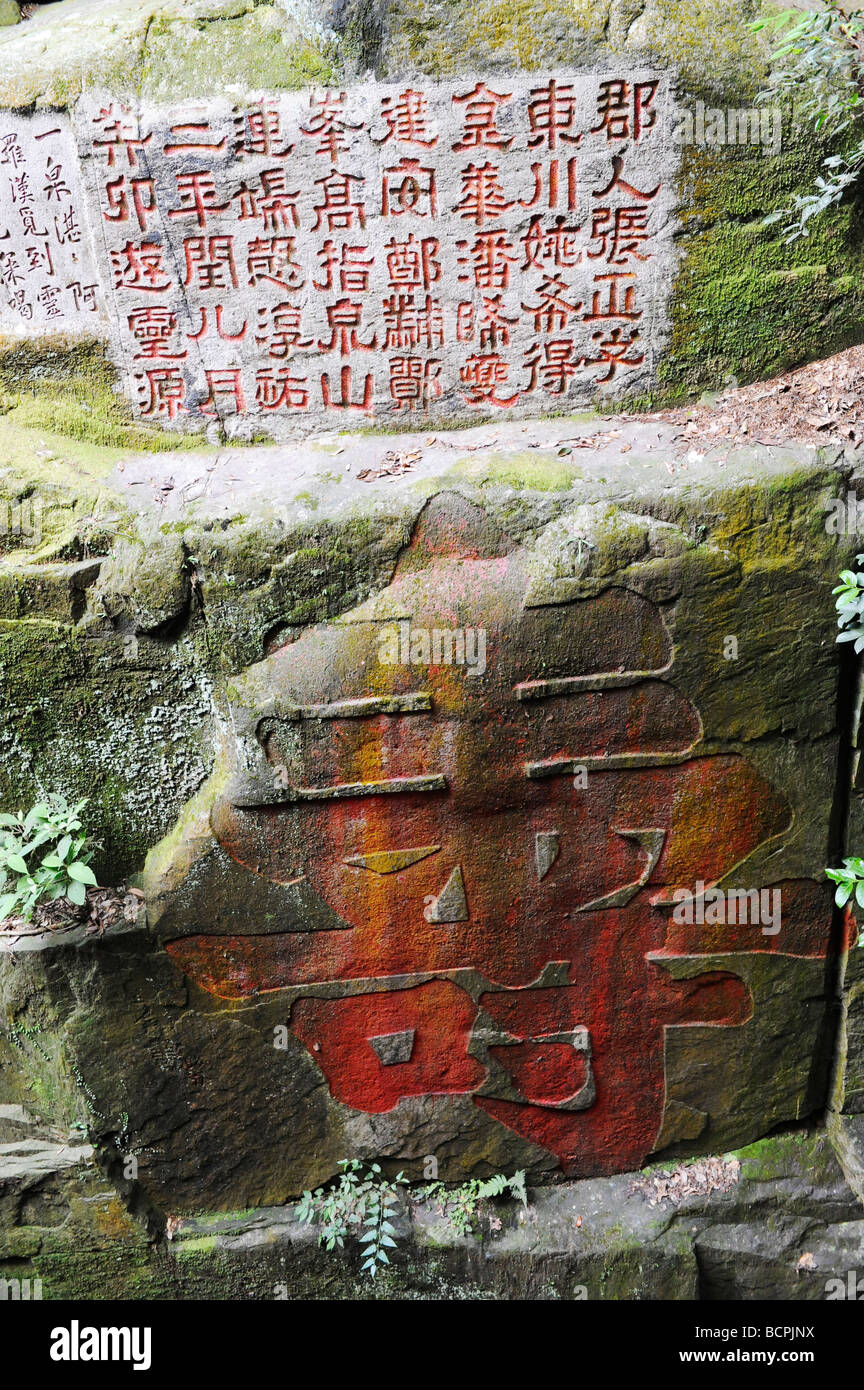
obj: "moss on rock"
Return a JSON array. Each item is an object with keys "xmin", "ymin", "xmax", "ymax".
[{"xmin": 0, "ymin": 0, "xmax": 338, "ymax": 108}]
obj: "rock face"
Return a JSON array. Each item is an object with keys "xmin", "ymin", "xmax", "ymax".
[
  {"xmin": 1, "ymin": 73, "xmax": 678, "ymax": 435},
  {"xmin": 0, "ymin": 0, "xmax": 863, "ymax": 430},
  {"xmin": 0, "ymin": 420, "xmax": 854, "ymax": 1215},
  {"xmin": 0, "ymin": 0, "xmax": 862, "ymax": 1294},
  {"xmin": 2, "ymin": 1125, "xmax": 862, "ymax": 1300}
]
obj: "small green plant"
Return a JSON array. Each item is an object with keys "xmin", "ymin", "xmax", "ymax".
[
  {"xmin": 833, "ymin": 555, "xmax": 864, "ymax": 651},
  {"xmin": 755, "ymin": 3, "xmax": 864, "ymax": 239},
  {"xmin": 416, "ymin": 1170, "xmax": 528, "ymax": 1237},
  {"xmin": 827, "ymin": 856, "xmax": 864, "ymax": 912},
  {"xmin": 296, "ymin": 1160, "xmax": 407, "ymax": 1278},
  {"xmin": 296, "ymin": 1161, "xmax": 528, "ymax": 1276},
  {"xmin": 0, "ymin": 795, "xmax": 99, "ymax": 923},
  {"xmin": 826, "ymin": 558, "xmax": 864, "ymax": 942}
]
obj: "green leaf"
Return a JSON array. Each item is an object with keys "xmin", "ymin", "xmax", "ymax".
[
  {"xmin": 67, "ymin": 861, "xmax": 97, "ymax": 886},
  {"xmin": 66, "ymin": 878, "xmax": 87, "ymax": 906},
  {"xmin": 5, "ymin": 854, "xmax": 28, "ymax": 874}
]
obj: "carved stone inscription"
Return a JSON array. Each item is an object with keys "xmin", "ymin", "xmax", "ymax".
[
  {"xmin": 76, "ymin": 77, "xmax": 676, "ymax": 433},
  {"xmin": 0, "ymin": 75, "xmax": 678, "ymax": 433},
  {"xmin": 0, "ymin": 114, "xmax": 105, "ymax": 332}
]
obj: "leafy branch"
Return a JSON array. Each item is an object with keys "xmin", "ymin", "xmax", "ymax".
[
  {"xmin": 296, "ymin": 1160, "xmax": 406, "ymax": 1278},
  {"xmin": 296, "ymin": 1162, "xmax": 528, "ymax": 1277},
  {"xmin": 833, "ymin": 553, "xmax": 864, "ymax": 651},
  {"xmin": 415, "ymin": 1170, "xmax": 528, "ymax": 1237},
  {"xmin": 755, "ymin": 2, "xmax": 864, "ymax": 238},
  {"xmin": 826, "ymin": 557, "xmax": 864, "ymax": 943}
]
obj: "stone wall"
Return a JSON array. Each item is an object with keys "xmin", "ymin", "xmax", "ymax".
[
  {"xmin": 0, "ymin": 427, "xmax": 854, "ymax": 1214},
  {"xmin": 0, "ymin": 0, "xmax": 863, "ymax": 1294}
]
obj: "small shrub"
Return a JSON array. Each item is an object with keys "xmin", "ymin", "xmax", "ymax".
[
  {"xmin": 0, "ymin": 795, "xmax": 99, "ymax": 923},
  {"xmin": 756, "ymin": 3, "xmax": 864, "ymax": 239},
  {"xmin": 416, "ymin": 1170, "xmax": 528, "ymax": 1237},
  {"xmin": 296, "ymin": 1160, "xmax": 407, "ymax": 1278},
  {"xmin": 296, "ymin": 1161, "xmax": 529, "ymax": 1277},
  {"xmin": 833, "ymin": 554, "xmax": 864, "ymax": 651}
]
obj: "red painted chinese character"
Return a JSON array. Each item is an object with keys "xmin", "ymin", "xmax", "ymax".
[
  {"xmin": 255, "ymin": 302, "xmax": 313, "ymax": 358},
  {"xmin": 183, "ymin": 236, "xmax": 238, "ymax": 290},
  {"xmin": 67, "ymin": 281, "xmax": 99, "ymax": 313},
  {"xmin": 453, "ymin": 162, "xmax": 513, "ymax": 226},
  {"xmin": 388, "ymin": 356, "xmax": 442, "ymax": 410},
  {"xmin": 0, "ymin": 247, "xmax": 23, "ymax": 290},
  {"xmin": 382, "ymin": 293, "xmax": 444, "ymax": 350},
  {"xmin": 585, "ymin": 327, "xmax": 644, "ymax": 381},
  {"xmin": 378, "ymin": 89, "xmax": 437, "ymax": 147},
  {"xmin": 255, "ymin": 367, "xmax": 309, "ymax": 411},
  {"xmin": 527, "ymin": 80, "xmax": 581, "ymax": 150},
  {"xmin": 593, "ymin": 155, "xmax": 660, "ymax": 201},
  {"xmin": 138, "ymin": 367, "xmax": 186, "ymax": 420},
  {"xmin": 313, "ymin": 172, "xmax": 366, "ymax": 231},
  {"xmin": 318, "ymin": 298, "xmax": 378, "ymax": 354},
  {"xmin": 521, "ymin": 215, "xmax": 581, "ymax": 271},
  {"xmin": 110, "ymin": 240, "xmax": 171, "ymax": 294},
  {"xmin": 452, "ymin": 83, "xmax": 513, "ymax": 150},
  {"xmin": 247, "ymin": 236, "xmax": 304, "ymax": 292},
  {"xmin": 456, "ymin": 301, "xmax": 474, "ymax": 343},
  {"xmin": 25, "ymin": 241, "xmax": 53, "ymax": 275},
  {"xmin": 168, "ymin": 171, "xmax": 222, "ymax": 228},
  {"xmin": 164, "ymin": 121, "xmax": 226, "ymax": 156},
  {"xmin": 258, "ymin": 169, "xmax": 301, "ymax": 231},
  {"xmin": 314, "ymin": 241, "xmax": 373, "ymax": 294},
  {"xmin": 202, "ymin": 368, "xmax": 245, "ymax": 416},
  {"xmin": 321, "ymin": 365, "xmax": 374, "ymax": 414},
  {"xmin": 583, "ymin": 272, "xmax": 641, "ymax": 321},
  {"xmin": 381, "ymin": 159, "xmax": 437, "ymax": 218},
  {"xmin": 588, "ymin": 207, "xmax": 652, "ymax": 264},
  {"xmin": 457, "ymin": 229, "xmax": 517, "ymax": 289},
  {"xmin": 20, "ymin": 205, "xmax": 47, "ymax": 237},
  {"xmin": 524, "ymin": 338, "xmax": 583, "ymax": 394},
  {"xmin": 127, "ymin": 306, "xmax": 187, "ymax": 359},
  {"xmin": 5, "ymin": 288, "xmax": 32, "ymax": 320},
  {"xmin": 37, "ymin": 285, "xmax": 62, "ymax": 318},
  {"xmin": 104, "ymin": 176, "xmax": 157, "ymax": 233},
  {"xmin": 521, "ymin": 274, "xmax": 582, "ymax": 332},
  {"xmin": 478, "ymin": 293, "xmax": 518, "ymax": 349},
  {"xmin": 0, "ymin": 132, "xmax": 24, "ymax": 169},
  {"xmin": 10, "ymin": 171, "xmax": 32, "ymax": 206},
  {"xmin": 187, "ymin": 305, "xmax": 247, "ymax": 342},
  {"xmin": 43, "ymin": 158, "xmax": 70, "ymax": 201},
  {"xmin": 460, "ymin": 353, "xmax": 518, "ymax": 406},
  {"xmin": 234, "ymin": 103, "xmax": 292, "ymax": 158},
  {"xmin": 518, "ymin": 157, "xmax": 578, "ymax": 212},
  {"xmin": 300, "ymin": 91, "xmax": 362, "ymax": 163},
  {"xmin": 383, "ymin": 234, "xmax": 441, "ymax": 290},
  {"xmin": 91, "ymin": 105, "xmax": 152, "ymax": 168},
  {"xmin": 591, "ymin": 80, "xmax": 658, "ymax": 142}
]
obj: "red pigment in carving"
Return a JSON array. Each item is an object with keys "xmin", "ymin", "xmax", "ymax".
[{"xmin": 165, "ymin": 544, "xmax": 832, "ymax": 1174}]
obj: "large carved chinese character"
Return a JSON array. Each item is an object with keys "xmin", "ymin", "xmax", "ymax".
[{"xmin": 153, "ymin": 495, "xmax": 829, "ymax": 1177}]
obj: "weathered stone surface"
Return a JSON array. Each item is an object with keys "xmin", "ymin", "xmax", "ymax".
[
  {"xmin": 0, "ymin": 1, "xmax": 861, "ymax": 1301},
  {"xmin": 0, "ymin": 74, "xmax": 679, "ymax": 432},
  {"xmin": 0, "ymin": 420, "xmax": 853, "ymax": 1215},
  {"xmin": 0, "ymin": 0, "xmax": 337, "ymax": 110},
  {"xmin": 0, "ymin": 0, "xmax": 862, "ymax": 433},
  {"xmin": 2, "ymin": 1126, "xmax": 860, "ymax": 1300}
]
